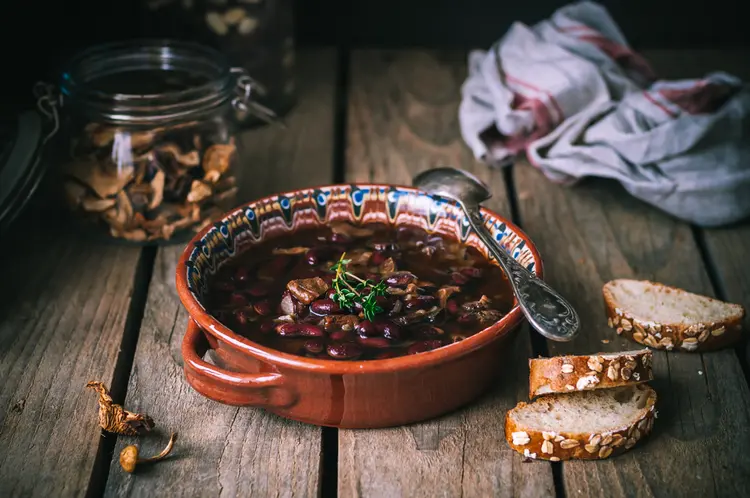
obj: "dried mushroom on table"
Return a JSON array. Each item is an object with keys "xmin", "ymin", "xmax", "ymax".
[{"xmin": 62, "ymin": 122, "xmax": 239, "ymax": 242}]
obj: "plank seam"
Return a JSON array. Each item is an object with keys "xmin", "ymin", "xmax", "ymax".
[
  {"xmin": 84, "ymin": 246, "xmax": 157, "ymax": 498},
  {"xmin": 505, "ymin": 164, "xmax": 565, "ymax": 498},
  {"xmin": 690, "ymin": 226, "xmax": 750, "ymax": 388}
]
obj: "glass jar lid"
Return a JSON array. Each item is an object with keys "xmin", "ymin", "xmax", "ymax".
[{"xmin": 60, "ymin": 39, "xmax": 238, "ymax": 126}]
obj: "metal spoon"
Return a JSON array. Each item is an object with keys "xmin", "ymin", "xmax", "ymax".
[{"xmin": 413, "ymin": 167, "xmax": 580, "ymax": 341}]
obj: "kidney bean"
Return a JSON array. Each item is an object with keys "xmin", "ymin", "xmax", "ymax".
[
  {"xmin": 460, "ymin": 267, "xmax": 483, "ymax": 278},
  {"xmin": 304, "ymin": 248, "xmax": 322, "ymax": 265},
  {"xmin": 374, "ymin": 350, "xmax": 399, "ymax": 360},
  {"xmin": 327, "ymin": 342, "xmax": 363, "ymax": 360},
  {"xmin": 407, "ymin": 339, "xmax": 444, "ymax": 355},
  {"xmin": 234, "ymin": 308, "xmax": 254, "ymax": 326},
  {"xmin": 355, "ymin": 320, "xmax": 377, "ymax": 337},
  {"xmin": 385, "ymin": 272, "xmax": 416, "ymax": 287},
  {"xmin": 404, "ymin": 295, "xmax": 437, "ymax": 310},
  {"xmin": 365, "ymin": 273, "xmax": 381, "ymax": 282},
  {"xmin": 328, "ymin": 232, "xmax": 352, "ymax": 244},
  {"xmin": 246, "ymin": 282, "xmax": 270, "ymax": 298},
  {"xmin": 297, "ymin": 324, "xmax": 325, "ymax": 337},
  {"xmin": 451, "ymin": 272, "xmax": 470, "ymax": 285},
  {"xmin": 253, "ymin": 299, "xmax": 273, "ymax": 316},
  {"xmin": 375, "ymin": 295, "xmax": 390, "ymax": 308},
  {"xmin": 329, "ymin": 329, "xmax": 353, "ymax": 341},
  {"xmin": 375, "ymin": 320, "xmax": 402, "ymax": 340},
  {"xmin": 326, "ymin": 288, "xmax": 337, "ymax": 300},
  {"xmin": 303, "ymin": 339, "xmax": 325, "ymax": 354},
  {"xmin": 310, "ymin": 299, "xmax": 342, "ymax": 315},
  {"xmin": 370, "ymin": 251, "xmax": 387, "ymax": 265},
  {"xmin": 214, "ymin": 281, "xmax": 235, "ymax": 292},
  {"xmin": 305, "ymin": 246, "xmax": 343, "ymax": 266},
  {"xmin": 446, "ymin": 299, "xmax": 459, "ymax": 315},
  {"xmin": 259, "ymin": 321, "xmax": 275, "ymax": 334},
  {"xmin": 260, "ymin": 255, "xmax": 290, "ymax": 278},
  {"xmin": 414, "ymin": 324, "xmax": 445, "ymax": 338},
  {"xmin": 229, "ymin": 292, "xmax": 248, "ymax": 307},
  {"xmin": 234, "ymin": 266, "xmax": 250, "ymax": 283},
  {"xmin": 356, "ymin": 336, "xmax": 391, "ymax": 348},
  {"xmin": 275, "ymin": 323, "xmax": 300, "ymax": 337}
]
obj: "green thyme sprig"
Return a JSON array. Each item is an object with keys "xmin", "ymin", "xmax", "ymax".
[{"xmin": 330, "ymin": 253, "xmax": 388, "ymax": 321}]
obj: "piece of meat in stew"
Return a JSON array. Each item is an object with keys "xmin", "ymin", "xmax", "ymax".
[{"xmin": 206, "ymin": 222, "xmax": 513, "ymax": 360}]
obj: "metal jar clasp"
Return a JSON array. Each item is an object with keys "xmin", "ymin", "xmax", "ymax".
[{"xmin": 230, "ymin": 67, "xmax": 285, "ymax": 128}]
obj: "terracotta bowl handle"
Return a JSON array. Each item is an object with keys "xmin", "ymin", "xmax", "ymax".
[{"xmin": 182, "ymin": 319, "xmax": 297, "ymax": 408}]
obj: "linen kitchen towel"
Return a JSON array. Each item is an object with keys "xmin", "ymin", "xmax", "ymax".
[{"xmin": 459, "ymin": 0, "xmax": 750, "ymax": 227}]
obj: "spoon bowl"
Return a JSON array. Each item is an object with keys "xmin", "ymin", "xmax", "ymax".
[
  {"xmin": 414, "ymin": 166, "xmax": 580, "ymax": 342},
  {"xmin": 413, "ymin": 167, "xmax": 492, "ymax": 208}
]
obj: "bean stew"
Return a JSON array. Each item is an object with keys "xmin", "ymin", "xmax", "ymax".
[{"xmin": 206, "ymin": 221, "xmax": 514, "ymax": 360}]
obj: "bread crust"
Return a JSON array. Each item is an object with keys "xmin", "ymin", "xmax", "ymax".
[
  {"xmin": 603, "ymin": 280, "xmax": 745, "ymax": 352},
  {"xmin": 505, "ymin": 385, "xmax": 657, "ymax": 461},
  {"xmin": 528, "ymin": 350, "xmax": 653, "ymax": 398}
]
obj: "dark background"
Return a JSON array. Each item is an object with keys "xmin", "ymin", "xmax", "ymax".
[{"xmin": 1, "ymin": 0, "xmax": 747, "ymax": 115}]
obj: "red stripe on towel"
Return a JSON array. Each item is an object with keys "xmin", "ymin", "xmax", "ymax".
[
  {"xmin": 658, "ymin": 81, "xmax": 736, "ymax": 114},
  {"xmin": 578, "ymin": 35, "xmax": 656, "ymax": 81},
  {"xmin": 505, "ymin": 74, "xmax": 565, "ymax": 122},
  {"xmin": 643, "ymin": 91, "xmax": 678, "ymax": 118}
]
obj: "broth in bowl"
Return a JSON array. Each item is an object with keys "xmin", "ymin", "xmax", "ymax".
[{"xmin": 206, "ymin": 221, "xmax": 513, "ymax": 360}]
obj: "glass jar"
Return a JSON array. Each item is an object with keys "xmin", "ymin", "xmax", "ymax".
[
  {"xmin": 142, "ymin": 0, "xmax": 296, "ymax": 128},
  {"xmin": 55, "ymin": 40, "xmax": 261, "ymax": 244}
]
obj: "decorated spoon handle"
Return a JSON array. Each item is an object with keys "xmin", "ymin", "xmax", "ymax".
[{"xmin": 462, "ymin": 206, "xmax": 580, "ymax": 342}]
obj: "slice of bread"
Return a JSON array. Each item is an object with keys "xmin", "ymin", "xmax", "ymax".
[
  {"xmin": 603, "ymin": 279, "xmax": 745, "ymax": 352},
  {"xmin": 505, "ymin": 384, "xmax": 657, "ymax": 461},
  {"xmin": 528, "ymin": 349, "xmax": 653, "ymax": 398}
]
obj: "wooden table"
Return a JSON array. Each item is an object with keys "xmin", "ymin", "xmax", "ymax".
[{"xmin": 2, "ymin": 48, "xmax": 750, "ymax": 498}]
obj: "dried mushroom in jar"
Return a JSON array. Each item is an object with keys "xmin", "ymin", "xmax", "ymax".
[{"xmin": 62, "ymin": 122, "xmax": 239, "ymax": 242}]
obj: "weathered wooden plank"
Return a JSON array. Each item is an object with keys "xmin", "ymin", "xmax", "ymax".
[
  {"xmin": 340, "ymin": 50, "xmax": 555, "ymax": 498},
  {"xmin": 103, "ymin": 49, "xmax": 337, "ymax": 498},
  {"xmin": 643, "ymin": 48, "xmax": 750, "ymax": 375},
  {"xmin": 513, "ymin": 48, "xmax": 750, "ymax": 497},
  {"xmin": 0, "ymin": 221, "xmax": 141, "ymax": 497}
]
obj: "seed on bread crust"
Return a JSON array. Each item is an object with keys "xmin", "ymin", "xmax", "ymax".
[
  {"xmin": 529, "ymin": 350, "xmax": 652, "ymax": 397},
  {"xmin": 587, "ymin": 356, "xmax": 604, "ymax": 372},
  {"xmin": 541, "ymin": 440, "xmax": 554, "ymax": 454},
  {"xmin": 607, "ymin": 363, "xmax": 619, "ymax": 381},
  {"xmin": 576, "ymin": 375, "xmax": 599, "ymax": 390},
  {"xmin": 560, "ymin": 439, "xmax": 580, "ymax": 449},
  {"xmin": 603, "ymin": 279, "xmax": 745, "ymax": 352},
  {"xmin": 512, "ymin": 431, "xmax": 530, "ymax": 446},
  {"xmin": 506, "ymin": 386, "xmax": 657, "ymax": 461}
]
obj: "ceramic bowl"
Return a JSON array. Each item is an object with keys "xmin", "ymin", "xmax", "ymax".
[{"xmin": 176, "ymin": 184, "xmax": 543, "ymax": 428}]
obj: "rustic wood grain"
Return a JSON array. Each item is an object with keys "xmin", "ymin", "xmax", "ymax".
[
  {"xmin": 340, "ymin": 50, "xmax": 555, "ymax": 498},
  {"xmin": 642, "ymin": 49, "xmax": 750, "ymax": 375},
  {"xmin": 513, "ymin": 49, "xmax": 750, "ymax": 496},
  {"xmin": 0, "ymin": 223, "xmax": 141, "ymax": 497},
  {"xmin": 103, "ymin": 49, "xmax": 337, "ymax": 498}
]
